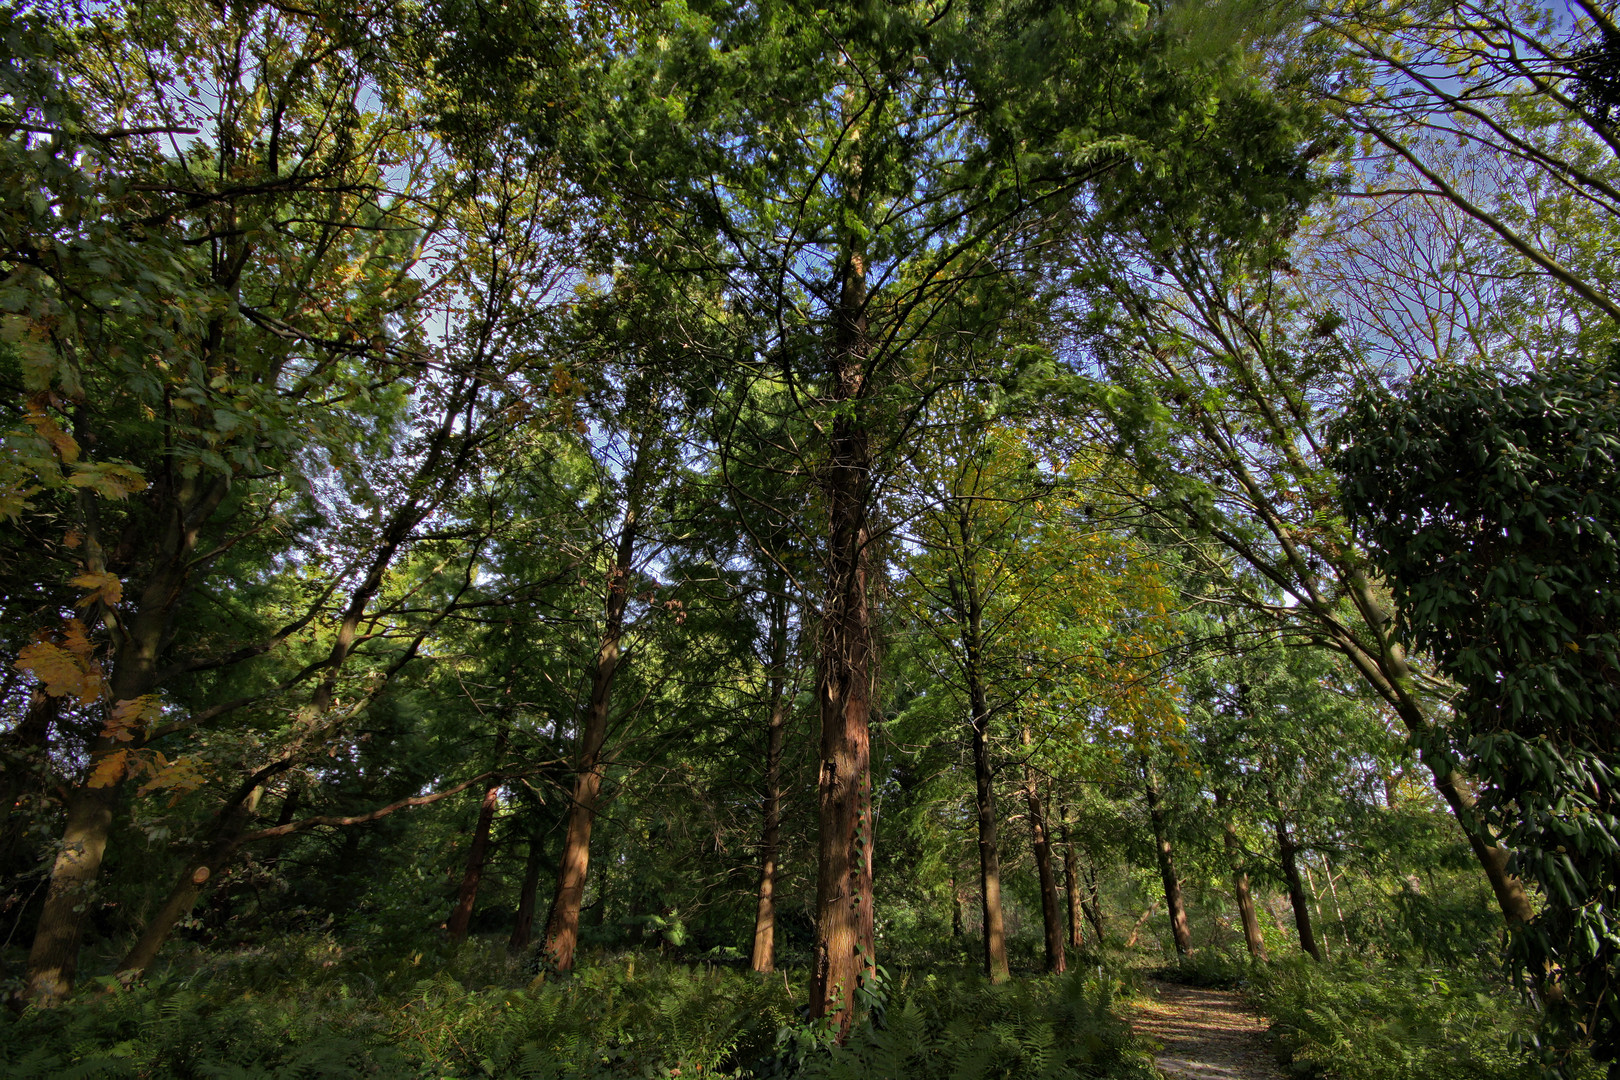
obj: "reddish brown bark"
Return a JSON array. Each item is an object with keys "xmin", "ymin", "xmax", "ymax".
[
  {"xmin": 1143, "ymin": 769, "xmax": 1192, "ymax": 957},
  {"xmin": 809, "ymin": 252, "xmax": 877, "ymax": 1037},
  {"xmin": 447, "ymin": 752, "xmax": 505, "ymax": 944}
]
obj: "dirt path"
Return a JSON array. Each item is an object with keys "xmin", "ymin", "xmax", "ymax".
[{"xmin": 1130, "ymin": 980, "xmax": 1288, "ymax": 1080}]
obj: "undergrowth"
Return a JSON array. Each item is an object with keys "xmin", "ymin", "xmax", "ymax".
[
  {"xmin": 1245, "ymin": 956, "xmax": 1599, "ymax": 1080},
  {"xmin": 0, "ymin": 941, "xmax": 1153, "ymax": 1079}
]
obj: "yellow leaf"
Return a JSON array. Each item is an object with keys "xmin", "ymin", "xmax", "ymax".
[
  {"xmin": 17, "ymin": 641, "xmax": 88, "ymax": 699},
  {"xmin": 136, "ymin": 753, "xmax": 208, "ymax": 799},
  {"xmin": 104, "ymin": 695, "xmax": 161, "ymax": 741},
  {"xmin": 87, "ymin": 749, "xmax": 129, "ymax": 788},
  {"xmin": 71, "ymin": 570, "xmax": 123, "ymax": 609}
]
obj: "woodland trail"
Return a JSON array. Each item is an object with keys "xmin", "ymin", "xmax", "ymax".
[{"xmin": 1130, "ymin": 980, "xmax": 1289, "ymax": 1080}]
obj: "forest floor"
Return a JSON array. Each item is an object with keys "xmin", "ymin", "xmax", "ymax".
[{"xmin": 1131, "ymin": 979, "xmax": 1289, "ymax": 1080}]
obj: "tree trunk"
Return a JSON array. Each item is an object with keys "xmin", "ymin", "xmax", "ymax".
[
  {"xmin": 1143, "ymin": 768, "xmax": 1192, "ymax": 956},
  {"xmin": 954, "ymin": 536, "xmax": 1010, "ymax": 985},
  {"xmin": 509, "ymin": 835, "xmax": 544, "ymax": 953},
  {"xmin": 1125, "ymin": 898, "xmax": 1162, "ymax": 949},
  {"xmin": 25, "ymin": 476, "xmax": 228, "ymax": 1004},
  {"xmin": 751, "ymin": 591, "xmax": 790, "ymax": 974},
  {"xmin": 1082, "ymin": 861, "xmax": 1105, "ymax": 945},
  {"xmin": 970, "ymin": 692, "xmax": 1010, "ymax": 983},
  {"xmin": 1274, "ymin": 810, "xmax": 1321, "ymax": 961},
  {"xmin": 542, "ymin": 468, "xmax": 643, "ymax": 973},
  {"xmin": 809, "ymin": 250, "xmax": 877, "ymax": 1037},
  {"xmin": 1060, "ymin": 821, "xmax": 1084, "ymax": 951},
  {"xmin": 1022, "ymin": 735, "xmax": 1065, "ymax": 974},
  {"xmin": 1216, "ymin": 791, "xmax": 1267, "ymax": 960},
  {"xmin": 447, "ymin": 743, "xmax": 505, "ymax": 944},
  {"xmin": 1340, "ymin": 572, "xmax": 1533, "ymax": 925},
  {"xmin": 117, "ymin": 787, "xmax": 265, "ymax": 977},
  {"xmin": 951, "ymin": 872, "xmax": 965, "ymax": 938}
]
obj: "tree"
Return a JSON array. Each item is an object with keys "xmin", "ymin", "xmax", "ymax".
[
  {"xmin": 1335, "ymin": 354, "xmax": 1620, "ymax": 1077},
  {"xmin": 526, "ymin": 0, "xmax": 1315, "ymax": 1029}
]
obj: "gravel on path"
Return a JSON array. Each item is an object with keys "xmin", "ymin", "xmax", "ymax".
[{"xmin": 1130, "ymin": 980, "xmax": 1289, "ymax": 1080}]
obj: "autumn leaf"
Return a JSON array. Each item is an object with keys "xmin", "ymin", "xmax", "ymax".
[
  {"xmin": 103, "ymin": 695, "xmax": 161, "ymax": 742},
  {"xmin": 17, "ymin": 618, "xmax": 104, "ymax": 704},
  {"xmin": 23, "ymin": 409, "xmax": 80, "ymax": 463},
  {"xmin": 71, "ymin": 569, "xmax": 123, "ymax": 609},
  {"xmin": 16, "ymin": 641, "xmax": 86, "ymax": 699},
  {"xmin": 87, "ymin": 748, "xmax": 130, "ymax": 788},
  {"xmin": 136, "ymin": 751, "xmax": 209, "ymax": 799}
]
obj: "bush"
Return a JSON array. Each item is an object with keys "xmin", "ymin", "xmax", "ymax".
[{"xmin": 1246, "ymin": 957, "xmax": 1580, "ymax": 1080}]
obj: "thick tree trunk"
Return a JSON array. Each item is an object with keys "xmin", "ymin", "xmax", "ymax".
[
  {"xmin": 509, "ymin": 836, "xmax": 544, "ymax": 952},
  {"xmin": 542, "ymin": 481, "xmax": 641, "ymax": 973},
  {"xmin": 1060, "ymin": 821, "xmax": 1084, "ymax": 951},
  {"xmin": 1274, "ymin": 811, "xmax": 1321, "ymax": 961},
  {"xmin": 1143, "ymin": 769, "xmax": 1192, "ymax": 956},
  {"xmin": 447, "ymin": 755, "xmax": 505, "ymax": 944},
  {"xmin": 751, "ymin": 591, "xmax": 790, "ymax": 974},
  {"xmin": 809, "ymin": 253, "xmax": 877, "ymax": 1037},
  {"xmin": 25, "ymin": 477, "xmax": 227, "ymax": 1004},
  {"xmin": 25, "ymin": 783, "xmax": 118, "ymax": 1001},
  {"xmin": 1022, "ymin": 738, "xmax": 1065, "ymax": 974}
]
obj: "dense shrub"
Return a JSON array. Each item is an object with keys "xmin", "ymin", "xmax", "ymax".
[{"xmin": 1246, "ymin": 957, "xmax": 1574, "ymax": 1080}]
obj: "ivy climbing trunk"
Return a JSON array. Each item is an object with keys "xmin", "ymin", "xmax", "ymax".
[
  {"xmin": 809, "ymin": 248, "xmax": 877, "ymax": 1036},
  {"xmin": 1143, "ymin": 768, "xmax": 1192, "ymax": 956},
  {"xmin": 751, "ymin": 589, "xmax": 790, "ymax": 974},
  {"xmin": 1022, "ymin": 734, "xmax": 1065, "ymax": 974}
]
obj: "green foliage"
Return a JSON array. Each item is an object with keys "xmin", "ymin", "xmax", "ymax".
[
  {"xmin": 1335, "ymin": 355, "xmax": 1620, "ymax": 1070},
  {"xmin": 0, "ymin": 946, "xmax": 1160, "ymax": 1079},
  {"xmin": 789, "ymin": 970, "xmax": 1154, "ymax": 1080},
  {"xmin": 1249, "ymin": 958, "xmax": 1558, "ymax": 1080}
]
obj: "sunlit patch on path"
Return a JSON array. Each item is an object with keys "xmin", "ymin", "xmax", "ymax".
[{"xmin": 1131, "ymin": 980, "xmax": 1288, "ymax": 1080}]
